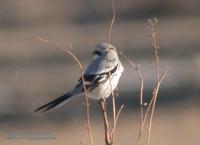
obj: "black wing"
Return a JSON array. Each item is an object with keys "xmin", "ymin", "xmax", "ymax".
[{"xmin": 75, "ymin": 64, "xmax": 118, "ymax": 92}]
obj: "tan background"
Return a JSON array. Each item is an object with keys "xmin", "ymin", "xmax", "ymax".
[{"xmin": 0, "ymin": 0, "xmax": 200, "ymax": 145}]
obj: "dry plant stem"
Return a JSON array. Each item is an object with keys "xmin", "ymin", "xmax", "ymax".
[
  {"xmin": 146, "ymin": 19, "xmax": 160, "ymax": 145},
  {"xmin": 136, "ymin": 65, "xmax": 145, "ymax": 145},
  {"xmin": 81, "ymin": 71, "xmax": 94, "ymax": 145},
  {"xmin": 112, "ymin": 104, "xmax": 124, "ymax": 129},
  {"xmin": 37, "ymin": 37, "xmax": 94, "ymax": 145},
  {"xmin": 110, "ymin": 104, "xmax": 124, "ymax": 138},
  {"xmin": 115, "ymin": 105, "xmax": 124, "ymax": 125},
  {"xmin": 100, "ymin": 98, "xmax": 112, "ymax": 145},
  {"xmin": 146, "ymin": 68, "xmax": 168, "ymax": 145},
  {"xmin": 120, "ymin": 19, "xmax": 167, "ymax": 145},
  {"xmin": 105, "ymin": 0, "xmax": 118, "ymax": 143},
  {"xmin": 135, "ymin": 68, "xmax": 168, "ymax": 145},
  {"xmin": 140, "ymin": 68, "xmax": 169, "ymax": 133},
  {"xmin": 119, "ymin": 52, "xmax": 144, "ymax": 145},
  {"xmin": 138, "ymin": 64, "xmax": 144, "ymax": 139},
  {"xmin": 107, "ymin": 0, "xmax": 116, "ymax": 43},
  {"xmin": 146, "ymin": 18, "xmax": 166, "ymax": 145},
  {"xmin": 107, "ymin": 0, "xmax": 116, "ymax": 132}
]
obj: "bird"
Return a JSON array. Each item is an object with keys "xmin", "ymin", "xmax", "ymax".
[{"xmin": 34, "ymin": 42, "xmax": 124, "ymax": 112}]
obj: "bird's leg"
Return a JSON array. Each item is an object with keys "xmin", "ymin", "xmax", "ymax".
[{"xmin": 99, "ymin": 97, "xmax": 112, "ymax": 145}]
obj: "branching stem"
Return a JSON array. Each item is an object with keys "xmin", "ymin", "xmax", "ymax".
[{"xmin": 37, "ymin": 37, "xmax": 94, "ymax": 145}]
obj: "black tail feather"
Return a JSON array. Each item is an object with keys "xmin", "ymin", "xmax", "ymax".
[{"xmin": 34, "ymin": 93, "xmax": 72, "ymax": 113}]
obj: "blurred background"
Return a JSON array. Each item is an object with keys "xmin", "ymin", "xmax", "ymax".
[{"xmin": 0, "ymin": 0, "xmax": 200, "ymax": 145}]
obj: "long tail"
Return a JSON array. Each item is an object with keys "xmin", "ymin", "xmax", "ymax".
[{"xmin": 34, "ymin": 92, "xmax": 73, "ymax": 113}]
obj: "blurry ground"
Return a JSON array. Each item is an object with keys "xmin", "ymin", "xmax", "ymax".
[{"xmin": 0, "ymin": 1, "xmax": 200, "ymax": 145}]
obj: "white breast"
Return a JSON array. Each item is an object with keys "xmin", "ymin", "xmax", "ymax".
[{"xmin": 88, "ymin": 63, "xmax": 123, "ymax": 100}]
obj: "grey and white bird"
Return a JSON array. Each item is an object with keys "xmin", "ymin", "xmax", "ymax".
[{"xmin": 34, "ymin": 42, "xmax": 124, "ymax": 112}]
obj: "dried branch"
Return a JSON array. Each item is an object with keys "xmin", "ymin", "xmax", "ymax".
[
  {"xmin": 146, "ymin": 18, "xmax": 167, "ymax": 145},
  {"xmin": 111, "ymin": 104, "xmax": 124, "ymax": 138},
  {"xmin": 100, "ymin": 98, "xmax": 112, "ymax": 145},
  {"xmin": 36, "ymin": 37, "xmax": 94, "ymax": 145},
  {"xmin": 37, "ymin": 37, "xmax": 83, "ymax": 69},
  {"xmin": 119, "ymin": 52, "xmax": 144, "ymax": 145},
  {"xmin": 107, "ymin": 0, "xmax": 117, "ymax": 125},
  {"xmin": 146, "ymin": 68, "xmax": 168, "ymax": 145},
  {"xmin": 119, "ymin": 18, "xmax": 167, "ymax": 145},
  {"xmin": 100, "ymin": 0, "xmax": 122, "ymax": 145},
  {"xmin": 107, "ymin": 0, "xmax": 116, "ymax": 43},
  {"xmin": 105, "ymin": 0, "xmax": 119, "ymax": 143},
  {"xmin": 148, "ymin": 18, "xmax": 160, "ymax": 82}
]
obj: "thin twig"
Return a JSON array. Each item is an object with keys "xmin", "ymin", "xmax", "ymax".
[
  {"xmin": 119, "ymin": 52, "xmax": 144, "ymax": 145},
  {"xmin": 81, "ymin": 70, "xmax": 94, "ymax": 145},
  {"xmin": 119, "ymin": 18, "xmax": 167, "ymax": 145},
  {"xmin": 107, "ymin": 0, "xmax": 116, "ymax": 43},
  {"xmin": 132, "ymin": 67, "xmax": 168, "ymax": 145},
  {"xmin": 104, "ymin": 0, "xmax": 119, "ymax": 144},
  {"xmin": 148, "ymin": 18, "xmax": 160, "ymax": 82},
  {"xmin": 37, "ymin": 37, "xmax": 83, "ymax": 69},
  {"xmin": 146, "ymin": 18, "xmax": 167, "ymax": 145},
  {"xmin": 107, "ymin": 0, "xmax": 116, "ymax": 128},
  {"xmin": 115, "ymin": 105, "xmax": 124, "ymax": 125},
  {"xmin": 146, "ymin": 68, "xmax": 168, "ymax": 145},
  {"xmin": 100, "ymin": 98, "xmax": 111, "ymax": 145},
  {"xmin": 37, "ymin": 37, "xmax": 94, "ymax": 145},
  {"xmin": 107, "ymin": 0, "xmax": 117, "ymax": 136},
  {"xmin": 111, "ymin": 104, "xmax": 124, "ymax": 137},
  {"xmin": 146, "ymin": 18, "xmax": 159, "ymax": 145}
]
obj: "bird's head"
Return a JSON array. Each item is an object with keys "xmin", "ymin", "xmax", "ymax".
[{"xmin": 92, "ymin": 42, "xmax": 117, "ymax": 59}]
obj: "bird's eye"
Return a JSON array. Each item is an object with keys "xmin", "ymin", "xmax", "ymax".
[{"xmin": 93, "ymin": 50, "xmax": 101, "ymax": 56}]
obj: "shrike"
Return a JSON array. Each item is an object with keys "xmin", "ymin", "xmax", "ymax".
[{"xmin": 34, "ymin": 42, "xmax": 124, "ymax": 112}]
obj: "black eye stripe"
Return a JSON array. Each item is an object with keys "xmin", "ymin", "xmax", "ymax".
[{"xmin": 93, "ymin": 50, "xmax": 101, "ymax": 56}]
